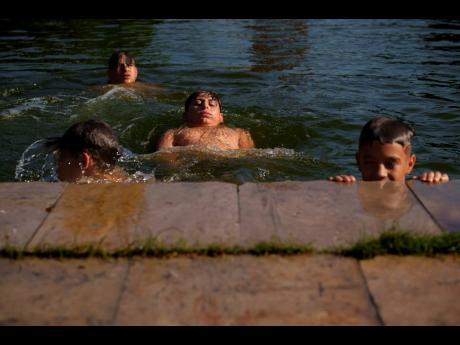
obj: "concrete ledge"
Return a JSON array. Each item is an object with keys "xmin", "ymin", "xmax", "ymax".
[
  {"xmin": 239, "ymin": 181, "xmax": 442, "ymax": 249},
  {"xmin": 1, "ymin": 180, "xmax": 460, "ymax": 325},
  {"xmin": 2, "ymin": 180, "xmax": 458, "ymax": 250}
]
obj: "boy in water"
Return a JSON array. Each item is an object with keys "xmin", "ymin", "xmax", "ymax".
[
  {"xmin": 48, "ymin": 119, "xmax": 127, "ymax": 183},
  {"xmin": 156, "ymin": 90, "xmax": 255, "ymax": 150},
  {"xmin": 103, "ymin": 51, "xmax": 161, "ymax": 95},
  {"xmin": 108, "ymin": 51, "xmax": 138, "ymax": 84},
  {"xmin": 328, "ymin": 116, "xmax": 449, "ymax": 183}
]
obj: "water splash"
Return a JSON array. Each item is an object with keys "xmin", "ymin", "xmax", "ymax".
[
  {"xmin": 85, "ymin": 86, "xmax": 144, "ymax": 105},
  {"xmin": 15, "ymin": 143, "xmax": 156, "ymax": 183},
  {"xmin": 15, "ymin": 139, "xmax": 58, "ymax": 182},
  {"xmin": 138, "ymin": 146, "xmax": 332, "ymax": 183},
  {"xmin": 1, "ymin": 97, "xmax": 48, "ymax": 118}
]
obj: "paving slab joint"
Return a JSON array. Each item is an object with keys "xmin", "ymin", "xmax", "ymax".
[
  {"xmin": 23, "ymin": 186, "xmax": 67, "ymax": 251},
  {"xmin": 357, "ymin": 260, "xmax": 385, "ymax": 325},
  {"xmin": 406, "ymin": 182, "xmax": 444, "ymax": 232},
  {"xmin": 110, "ymin": 258, "xmax": 133, "ymax": 325}
]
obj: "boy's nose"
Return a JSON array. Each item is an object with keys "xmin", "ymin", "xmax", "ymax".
[
  {"xmin": 200, "ymin": 101, "xmax": 210, "ymax": 109},
  {"xmin": 376, "ymin": 164, "xmax": 388, "ymax": 180}
]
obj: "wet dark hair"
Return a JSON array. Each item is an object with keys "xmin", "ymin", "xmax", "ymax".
[
  {"xmin": 47, "ymin": 119, "xmax": 122, "ymax": 169},
  {"xmin": 359, "ymin": 116, "xmax": 415, "ymax": 150},
  {"xmin": 108, "ymin": 51, "xmax": 136, "ymax": 70},
  {"xmin": 184, "ymin": 90, "xmax": 222, "ymax": 112}
]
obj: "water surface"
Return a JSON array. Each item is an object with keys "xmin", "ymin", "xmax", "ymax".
[{"xmin": 1, "ymin": 19, "xmax": 459, "ymax": 183}]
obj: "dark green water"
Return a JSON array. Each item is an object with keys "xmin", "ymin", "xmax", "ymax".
[{"xmin": 1, "ymin": 19, "xmax": 459, "ymax": 183}]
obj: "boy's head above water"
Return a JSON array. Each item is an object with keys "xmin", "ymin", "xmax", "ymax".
[
  {"xmin": 357, "ymin": 116, "xmax": 416, "ymax": 182},
  {"xmin": 108, "ymin": 51, "xmax": 138, "ymax": 84},
  {"xmin": 52, "ymin": 119, "xmax": 123, "ymax": 182},
  {"xmin": 183, "ymin": 90, "xmax": 224, "ymax": 127}
]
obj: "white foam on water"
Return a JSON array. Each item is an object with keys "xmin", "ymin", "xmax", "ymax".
[
  {"xmin": 85, "ymin": 85, "xmax": 143, "ymax": 105},
  {"xmin": 1, "ymin": 97, "xmax": 48, "ymax": 118},
  {"xmin": 139, "ymin": 146, "xmax": 300, "ymax": 161},
  {"xmin": 15, "ymin": 138, "xmax": 57, "ymax": 182}
]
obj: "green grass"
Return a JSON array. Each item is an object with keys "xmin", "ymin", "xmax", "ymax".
[
  {"xmin": 1, "ymin": 231, "xmax": 459, "ymax": 260},
  {"xmin": 0, "ymin": 238, "xmax": 314, "ymax": 259},
  {"xmin": 330, "ymin": 231, "xmax": 460, "ymax": 259}
]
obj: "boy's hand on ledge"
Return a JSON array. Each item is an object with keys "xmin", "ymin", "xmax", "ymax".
[
  {"xmin": 328, "ymin": 175, "xmax": 356, "ymax": 183},
  {"xmin": 412, "ymin": 171, "xmax": 449, "ymax": 183}
]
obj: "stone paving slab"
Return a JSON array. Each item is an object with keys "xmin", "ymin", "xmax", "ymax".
[
  {"xmin": 115, "ymin": 255, "xmax": 379, "ymax": 325},
  {"xmin": 0, "ymin": 258, "xmax": 128, "ymax": 325},
  {"xmin": 239, "ymin": 181, "xmax": 442, "ymax": 249},
  {"xmin": 0, "ymin": 182, "xmax": 66, "ymax": 248},
  {"xmin": 27, "ymin": 183, "xmax": 145, "ymax": 250},
  {"xmin": 361, "ymin": 255, "xmax": 460, "ymax": 325},
  {"xmin": 135, "ymin": 182, "xmax": 239, "ymax": 246},
  {"xmin": 407, "ymin": 180, "xmax": 460, "ymax": 232}
]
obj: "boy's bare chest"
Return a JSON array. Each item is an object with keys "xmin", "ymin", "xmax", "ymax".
[{"xmin": 174, "ymin": 127, "xmax": 240, "ymax": 149}]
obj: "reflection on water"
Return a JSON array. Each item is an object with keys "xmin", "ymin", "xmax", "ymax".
[
  {"xmin": 1, "ymin": 19, "xmax": 460, "ymax": 182},
  {"xmin": 247, "ymin": 19, "xmax": 308, "ymax": 73}
]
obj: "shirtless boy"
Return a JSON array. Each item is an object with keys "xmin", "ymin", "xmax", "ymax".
[
  {"xmin": 156, "ymin": 90, "xmax": 255, "ymax": 150},
  {"xmin": 47, "ymin": 119, "xmax": 127, "ymax": 183},
  {"xmin": 329, "ymin": 116, "xmax": 449, "ymax": 183}
]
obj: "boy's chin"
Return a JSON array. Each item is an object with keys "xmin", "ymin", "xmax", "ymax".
[{"xmin": 188, "ymin": 120, "xmax": 220, "ymax": 127}]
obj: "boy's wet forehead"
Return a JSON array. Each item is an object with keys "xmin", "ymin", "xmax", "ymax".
[
  {"xmin": 117, "ymin": 55, "xmax": 135, "ymax": 66},
  {"xmin": 194, "ymin": 93, "xmax": 217, "ymax": 102},
  {"xmin": 359, "ymin": 141, "xmax": 410, "ymax": 159}
]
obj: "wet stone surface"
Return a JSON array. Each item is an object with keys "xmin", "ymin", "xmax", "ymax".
[
  {"xmin": 238, "ymin": 181, "xmax": 442, "ymax": 249},
  {"xmin": 407, "ymin": 180, "xmax": 460, "ymax": 232},
  {"xmin": 135, "ymin": 182, "xmax": 239, "ymax": 246},
  {"xmin": 0, "ymin": 182, "xmax": 66, "ymax": 248},
  {"xmin": 27, "ymin": 183, "xmax": 145, "ymax": 250}
]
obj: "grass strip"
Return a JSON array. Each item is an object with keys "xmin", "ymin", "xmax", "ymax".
[
  {"xmin": 331, "ymin": 231, "xmax": 460, "ymax": 259},
  {"xmin": 1, "ymin": 231, "xmax": 459, "ymax": 260},
  {"xmin": 0, "ymin": 238, "xmax": 314, "ymax": 259}
]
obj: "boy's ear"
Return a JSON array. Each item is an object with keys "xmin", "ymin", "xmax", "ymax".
[
  {"xmin": 219, "ymin": 112, "xmax": 224, "ymax": 124},
  {"xmin": 407, "ymin": 154, "xmax": 416, "ymax": 174},
  {"xmin": 80, "ymin": 151, "xmax": 93, "ymax": 170}
]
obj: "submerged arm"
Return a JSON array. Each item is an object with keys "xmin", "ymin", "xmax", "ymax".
[{"xmin": 156, "ymin": 129, "xmax": 175, "ymax": 150}]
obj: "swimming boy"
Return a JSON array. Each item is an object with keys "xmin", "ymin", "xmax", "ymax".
[
  {"xmin": 47, "ymin": 119, "xmax": 127, "ymax": 183},
  {"xmin": 156, "ymin": 90, "xmax": 255, "ymax": 150},
  {"xmin": 102, "ymin": 51, "xmax": 161, "ymax": 95},
  {"xmin": 328, "ymin": 116, "xmax": 449, "ymax": 183},
  {"xmin": 108, "ymin": 51, "xmax": 138, "ymax": 84}
]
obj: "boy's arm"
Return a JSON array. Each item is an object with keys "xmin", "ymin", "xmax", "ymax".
[
  {"xmin": 238, "ymin": 129, "xmax": 255, "ymax": 149},
  {"xmin": 328, "ymin": 175, "xmax": 357, "ymax": 183},
  {"xmin": 412, "ymin": 171, "xmax": 449, "ymax": 183},
  {"xmin": 156, "ymin": 129, "xmax": 175, "ymax": 150}
]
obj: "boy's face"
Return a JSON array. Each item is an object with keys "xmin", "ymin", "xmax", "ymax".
[
  {"xmin": 184, "ymin": 93, "xmax": 224, "ymax": 127},
  {"xmin": 356, "ymin": 141, "xmax": 416, "ymax": 182},
  {"xmin": 108, "ymin": 55, "xmax": 138, "ymax": 84}
]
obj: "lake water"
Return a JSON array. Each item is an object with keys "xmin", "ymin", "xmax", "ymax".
[{"xmin": 1, "ymin": 19, "xmax": 459, "ymax": 183}]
